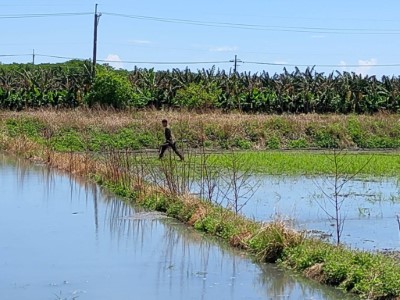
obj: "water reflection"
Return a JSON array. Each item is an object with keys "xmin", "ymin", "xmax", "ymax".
[
  {"xmin": 0, "ymin": 154, "xmax": 354, "ymax": 300},
  {"xmin": 101, "ymin": 198, "xmax": 354, "ymax": 300}
]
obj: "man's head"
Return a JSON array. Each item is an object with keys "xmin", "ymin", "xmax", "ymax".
[{"xmin": 161, "ymin": 119, "xmax": 168, "ymax": 127}]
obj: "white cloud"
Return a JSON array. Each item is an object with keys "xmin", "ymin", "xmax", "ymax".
[
  {"xmin": 104, "ymin": 54, "xmax": 124, "ymax": 69},
  {"xmin": 209, "ymin": 46, "xmax": 238, "ymax": 52},
  {"xmin": 129, "ymin": 39, "xmax": 151, "ymax": 45},
  {"xmin": 356, "ymin": 58, "xmax": 377, "ymax": 75},
  {"xmin": 337, "ymin": 59, "xmax": 377, "ymax": 75}
]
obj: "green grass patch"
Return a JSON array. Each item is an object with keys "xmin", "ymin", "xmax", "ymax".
[
  {"xmin": 5, "ymin": 118, "xmax": 45, "ymax": 143},
  {"xmin": 206, "ymin": 151, "xmax": 400, "ymax": 176}
]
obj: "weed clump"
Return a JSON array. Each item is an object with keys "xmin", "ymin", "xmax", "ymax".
[{"xmin": 248, "ymin": 221, "xmax": 303, "ymax": 262}]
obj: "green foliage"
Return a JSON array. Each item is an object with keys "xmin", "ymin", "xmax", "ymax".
[
  {"xmin": 266, "ymin": 136, "xmax": 281, "ymax": 149},
  {"xmin": 105, "ymin": 181, "xmax": 137, "ymax": 199},
  {"xmin": 0, "ymin": 61, "xmax": 91, "ymax": 109},
  {"xmin": 143, "ymin": 194, "xmax": 168, "ymax": 212},
  {"xmin": 265, "ymin": 118, "xmax": 293, "ymax": 134},
  {"xmin": 4, "ymin": 62, "xmax": 400, "ymax": 113},
  {"xmin": 193, "ymin": 210, "xmax": 242, "ymax": 241},
  {"xmin": 313, "ymin": 127, "xmax": 340, "ymax": 148},
  {"xmin": 248, "ymin": 223, "xmax": 302, "ymax": 262},
  {"xmin": 207, "ymin": 151, "xmax": 398, "ymax": 176},
  {"xmin": 173, "ymin": 81, "xmax": 221, "ymax": 109},
  {"xmin": 288, "ymin": 138, "xmax": 309, "ymax": 149},
  {"xmin": 86, "ymin": 69, "xmax": 133, "ymax": 108},
  {"xmin": 80, "ymin": 128, "xmax": 158, "ymax": 151},
  {"xmin": 51, "ymin": 128, "xmax": 85, "ymax": 152},
  {"xmin": 5, "ymin": 118, "xmax": 44, "ymax": 140},
  {"xmin": 233, "ymin": 138, "xmax": 252, "ymax": 149},
  {"xmin": 347, "ymin": 117, "xmax": 365, "ymax": 147}
]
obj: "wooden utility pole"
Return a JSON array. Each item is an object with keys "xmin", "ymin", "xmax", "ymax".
[
  {"xmin": 230, "ymin": 55, "xmax": 242, "ymax": 73},
  {"xmin": 92, "ymin": 4, "xmax": 101, "ymax": 78}
]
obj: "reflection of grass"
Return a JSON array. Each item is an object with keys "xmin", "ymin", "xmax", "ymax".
[{"xmin": 206, "ymin": 151, "xmax": 399, "ymax": 176}]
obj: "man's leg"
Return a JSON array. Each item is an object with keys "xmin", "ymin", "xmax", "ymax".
[
  {"xmin": 159, "ymin": 143, "xmax": 169, "ymax": 159},
  {"xmin": 171, "ymin": 142, "xmax": 184, "ymax": 160}
]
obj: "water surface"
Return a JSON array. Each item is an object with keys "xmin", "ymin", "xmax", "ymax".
[
  {"xmin": 236, "ymin": 175, "xmax": 400, "ymax": 250},
  {"xmin": 0, "ymin": 155, "xmax": 355, "ymax": 300}
]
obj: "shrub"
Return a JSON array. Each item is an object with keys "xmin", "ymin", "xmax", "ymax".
[
  {"xmin": 174, "ymin": 82, "xmax": 221, "ymax": 110},
  {"xmin": 266, "ymin": 136, "xmax": 281, "ymax": 149},
  {"xmin": 288, "ymin": 138, "xmax": 309, "ymax": 149},
  {"xmin": 86, "ymin": 69, "xmax": 133, "ymax": 108}
]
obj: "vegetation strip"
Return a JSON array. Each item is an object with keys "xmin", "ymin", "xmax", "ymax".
[
  {"xmin": 2, "ymin": 61, "xmax": 400, "ymax": 114},
  {"xmin": 2, "ymin": 110, "xmax": 400, "ymax": 153},
  {"xmin": 1, "ymin": 112, "xmax": 400, "ymax": 299}
]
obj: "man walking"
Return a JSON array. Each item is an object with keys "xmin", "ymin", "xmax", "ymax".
[{"xmin": 159, "ymin": 119, "xmax": 184, "ymax": 161}]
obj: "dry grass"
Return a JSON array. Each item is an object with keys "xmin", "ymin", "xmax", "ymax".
[
  {"xmin": 304, "ymin": 263, "xmax": 325, "ymax": 283},
  {"xmin": 2, "ymin": 108, "xmax": 399, "ymax": 135}
]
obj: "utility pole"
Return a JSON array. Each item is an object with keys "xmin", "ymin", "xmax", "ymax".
[
  {"xmin": 32, "ymin": 49, "xmax": 35, "ymax": 65},
  {"xmin": 230, "ymin": 55, "xmax": 242, "ymax": 74},
  {"xmin": 92, "ymin": 4, "xmax": 101, "ymax": 78}
]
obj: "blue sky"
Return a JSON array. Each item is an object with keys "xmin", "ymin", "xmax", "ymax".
[{"xmin": 2, "ymin": 0, "xmax": 400, "ymax": 77}]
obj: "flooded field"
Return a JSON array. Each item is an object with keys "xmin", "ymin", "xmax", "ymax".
[
  {"xmin": 236, "ymin": 175, "xmax": 400, "ymax": 251},
  {"xmin": 0, "ymin": 155, "xmax": 355, "ymax": 300}
]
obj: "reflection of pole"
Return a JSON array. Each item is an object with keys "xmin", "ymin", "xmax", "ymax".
[{"xmin": 92, "ymin": 3, "xmax": 101, "ymax": 78}]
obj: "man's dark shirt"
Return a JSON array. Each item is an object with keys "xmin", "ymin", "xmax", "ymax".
[{"xmin": 164, "ymin": 127, "xmax": 174, "ymax": 143}]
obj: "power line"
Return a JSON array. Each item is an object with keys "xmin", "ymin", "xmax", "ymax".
[
  {"xmin": 35, "ymin": 54, "xmax": 82, "ymax": 60},
  {"xmin": 0, "ymin": 54, "xmax": 31, "ymax": 57},
  {"xmin": 97, "ymin": 59, "xmax": 231, "ymax": 65},
  {"xmin": 10, "ymin": 53, "xmax": 231, "ymax": 65},
  {"xmin": 102, "ymin": 12, "xmax": 400, "ymax": 35},
  {"xmin": 0, "ymin": 12, "xmax": 92, "ymax": 19},
  {"xmin": 3, "ymin": 53, "xmax": 400, "ymax": 68},
  {"xmin": 243, "ymin": 61, "xmax": 400, "ymax": 68},
  {"xmin": 2, "ymin": 10, "xmax": 400, "ymax": 35}
]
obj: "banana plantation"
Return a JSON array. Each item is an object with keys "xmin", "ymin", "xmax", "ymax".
[{"xmin": 1, "ymin": 59, "xmax": 400, "ymax": 113}]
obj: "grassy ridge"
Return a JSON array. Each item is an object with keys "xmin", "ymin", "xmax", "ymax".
[{"xmin": 2, "ymin": 110, "xmax": 400, "ymax": 150}]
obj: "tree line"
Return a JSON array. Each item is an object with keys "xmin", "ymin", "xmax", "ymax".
[{"xmin": 1, "ymin": 60, "xmax": 400, "ymax": 113}]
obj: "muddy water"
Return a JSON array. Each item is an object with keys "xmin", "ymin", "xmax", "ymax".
[
  {"xmin": 0, "ymin": 155, "xmax": 355, "ymax": 300},
  {"xmin": 236, "ymin": 176, "xmax": 400, "ymax": 251}
]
